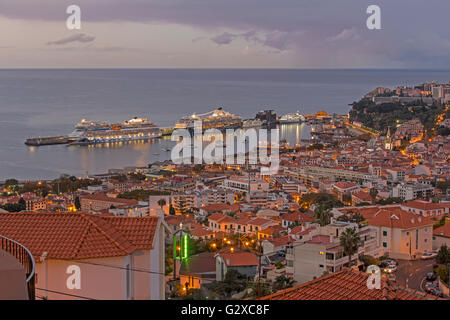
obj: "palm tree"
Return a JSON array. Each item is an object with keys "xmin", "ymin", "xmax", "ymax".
[
  {"xmin": 339, "ymin": 228, "xmax": 361, "ymax": 267},
  {"xmin": 157, "ymin": 198, "xmax": 167, "ymax": 212},
  {"xmin": 314, "ymin": 204, "xmax": 332, "ymax": 226}
]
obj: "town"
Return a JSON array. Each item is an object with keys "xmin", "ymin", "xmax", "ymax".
[{"xmin": 0, "ymin": 81, "xmax": 449, "ymax": 301}]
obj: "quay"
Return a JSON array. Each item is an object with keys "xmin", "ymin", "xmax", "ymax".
[{"xmin": 24, "ymin": 136, "xmax": 69, "ymax": 146}]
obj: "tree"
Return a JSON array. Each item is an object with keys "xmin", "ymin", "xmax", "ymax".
[
  {"xmin": 340, "ymin": 228, "xmax": 361, "ymax": 267},
  {"xmin": 436, "ymin": 244, "xmax": 450, "ymax": 265},
  {"xmin": 74, "ymin": 196, "xmax": 81, "ymax": 210},
  {"xmin": 314, "ymin": 204, "xmax": 332, "ymax": 226},
  {"xmin": 369, "ymin": 188, "xmax": 378, "ymax": 205},
  {"xmin": 18, "ymin": 197, "xmax": 26, "ymax": 210},
  {"xmin": 157, "ymin": 198, "xmax": 167, "ymax": 212},
  {"xmin": 272, "ymin": 275, "xmax": 295, "ymax": 292},
  {"xmin": 434, "ymin": 265, "xmax": 449, "ymax": 285},
  {"xmin": 4, "ymin": 179, "xmax": 18, "ymax": 187}
]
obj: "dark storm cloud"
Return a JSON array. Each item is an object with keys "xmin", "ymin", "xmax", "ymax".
[{"xmin": 1, "ymin": 0, "xmax": 450, "ymax": 67}]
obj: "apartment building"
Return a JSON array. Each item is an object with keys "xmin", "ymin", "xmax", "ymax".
[
  {"xmin": 285, "ymin": 222, "xmax": 380, "ymax": 284},
  {"xmin": 79, "ymin": 193, "xmax": 138, "ymax": 212},
  {"xmin": 223, "ymin": 176, "xmax": 269, "ymax": 193},
  {"xmin": 368, "ymin": 208, "xmax": 434, "ymax": 260},
  {"xmin": 392, "ymin": 182, "xmax": 434, "ymax": 201}
]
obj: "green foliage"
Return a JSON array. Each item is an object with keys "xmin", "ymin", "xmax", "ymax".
[
  {"xmin": 207, "ymin": 270, "xmax": 248, "ymax": 298},
  {"xmin": 272, "ymin": 275, "xmax": 295, "ymax": 292},
  {"xmin": 118, "ymin": 189, "xmax": 170, "ymax": 201},
  {"xmin": 377, "ymin": 197, "xmax": 404, "ymax": 205},
  {"xmin": 169, "ymin": 204, "xmax": 176, "ymax": 215},
  {"xmin": 359, "ymin": 254, "xmax": 380, "ymax": 271},
  {"xmin": 274, "ymin": 261, "xmax": 284, "ymax": 269},
  {"xmin": 340, "ymin": 228, "xmax": 361, "ymax": 265},
  {"xmin": 300, "ymin": 192, "xmax": 343, "ymax": 210},
  {"xmin": 349, "ymin": 99, "xmax": 444, "ymax": 138},
  {"xmin": 182, "ymin": 288, "xmax": 207, "ymax": 300},
  {"xmin": 314, "ymin": 204, "xmax": 332, "ymax": 226},
  {"xmin": 74, "ymin": 196, "xmax": 81, "ymax": 210},
  {"xmin": 434, "ymin": 265, "xmax": 449, "ymax": 285},
  {"xmin": 436, "ymin": 181, "xmax": 450, "ymax": 192},
  {"xmin": 436, "ymin": 244, "xmax": 450, "ymax": 265},
  {"xmin": 4, "ymin": 179, "xmax": 19, "ymax": 187}
]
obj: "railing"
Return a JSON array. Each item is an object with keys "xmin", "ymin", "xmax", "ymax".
[{"xmin": 0, "ymin": 235, "xmax": 36, "ymax": 300}]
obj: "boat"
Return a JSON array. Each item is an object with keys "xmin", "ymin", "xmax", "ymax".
[
  {"xmin": 175, "ymin": 107, "xmax": 242, "ymax": 131},
  {"xmin": 279, "ymin": 111, "xmax": 305, "ymax": 124},
  {"xmin": 68, "ymin": 117, "xmax": 161, "ymax": 146},
  {"xmin": 242, "ymin": 119, "xmax": 263, "ymax": 128}
]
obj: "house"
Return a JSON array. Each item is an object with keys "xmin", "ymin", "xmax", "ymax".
[
  {"xmin": 259, "ymin": 268, "xmax": 439, "ymax": 300},
  {"xmin": 179, "ymin": 252, "xmax": 216, "ymax": 290},
  {"xmin": 0, "ymin": 212, "xmax": 168, "ymax": 300},
  {"xmin": 433, "ymin": 223, "xmax": 450, "ymax": 250},
  {"xmin": 215, "ymin": 248, "xmax": 259, "ymax": 281},
  {"xmin": 351, "ymin": 190, "xmax": 373, "ymax": 206},
  {"xmin": 332, "ymin": 181, "xmax": 359, "ymax": 202},
  {"xmin": 262, "ymin": 235, "xmax": 296, "ymax": 255},
  {"xmin": 368, "ymin": 208, "xmax": 434, "ymax": 260},
  {"xmin": 401, "ymin": 200, "xmax": 449, "ymax": 217},
  {"xmin": 79, "ymin": 192, "xmax": 139, "ymax": 213}
]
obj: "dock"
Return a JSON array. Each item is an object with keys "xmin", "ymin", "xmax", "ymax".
[{"xmin": 25, "ymin": 136, "xmax": 69, "ymax": 146}]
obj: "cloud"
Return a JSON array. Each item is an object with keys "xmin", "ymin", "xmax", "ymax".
[
  {"xmin": 47, "ymin": 33, "xmax": 95, "ymax": 46},
  {"xmin": 210, "ymin": 32, "xmax": 237, "ymax": 45},
  {"xmin": 326, "ymin": 28, "xmax": 361, "ymax": 42}
]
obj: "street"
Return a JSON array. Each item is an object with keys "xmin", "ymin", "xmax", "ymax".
[{"xmin": 395, "ymin": 259, "xmax": 435, "ymax": 292}]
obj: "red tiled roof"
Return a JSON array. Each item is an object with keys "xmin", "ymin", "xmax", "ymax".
[
  {"xmin": 333, "ymin": 181, "xmax": 358, "ymax": 190},
  {"xmin": 216, "ymin": 249, "xmax": 258, "ymax": 267},
  {"xmin": 369, "ymin": 208, "xmax": 434, "ymax": 229},
  {"xmin": 0, "ymin": 212, "xmax": 159, "ymax": 260},
  {"xmin": 434, "ymin": 223, "xmax": 450, "ymax": 238},
  {"xmin": 259, "ymin": 268, "xmax": 437, "ymax": 300},
  {"xmin": 80, "ymin": 193, "xmax": 138, "ymax": 206}
]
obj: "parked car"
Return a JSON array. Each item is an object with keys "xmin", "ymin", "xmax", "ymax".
[
  {"xmin": 421, "ymin": 252, "xmax": 437, "ymax": 260},
  {"xmin": 432, "ymin": 288, "xmax": 444, "ymax": 298},
  {"xmin": 425, "ymin": 282, "xmax": 436, "ymax": 293},
  {"xmin": 277, "ymin": 250, "xmax": 286, "ymax": 257},
  {"xmin": 426, "ymin": 272, "xmax": 437, "ymax": 282},
  {"xmin": 384, "ymin": 259, "xmax": 398, "ymax": 266},
  {"xmin": 383, "ymin": 265, "xmax": 397, "ymax": 273}
]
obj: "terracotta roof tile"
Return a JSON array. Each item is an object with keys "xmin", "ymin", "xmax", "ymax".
[
  {"xmin": 259, "ymin": 268, "xmax": 438, "ymax": 300},
  {"xmin": 0, "ymin": 212, "xmax": 159, "ymax": 260}
]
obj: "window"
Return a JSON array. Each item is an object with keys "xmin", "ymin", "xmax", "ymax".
[
  {"xmin": 319, "ymin": 264, "xmax": 324, "ymax": 268},
  {"xmin": 383, "ymin": 231, "xmax": 387, "ymax": 236},
  {"xmin": 383, "ymin": 242, "xmax": 387, "ymax": 248}
]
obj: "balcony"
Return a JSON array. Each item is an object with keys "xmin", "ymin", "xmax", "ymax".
[{"xmin": 0, "ymin": 235, "xmax": 35, "ymax": 300}]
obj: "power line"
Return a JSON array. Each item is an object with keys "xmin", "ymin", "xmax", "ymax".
[
  {"xmin": 73, "ymin": 260, "xmax": 167, "ymax": 276},
  {"xmin": 36, "ymin": 287, "xmax": 96, "ymax": 300}
]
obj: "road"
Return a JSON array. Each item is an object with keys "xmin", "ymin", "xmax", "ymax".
[{"xmin": 395, "ymin": 259, "xmax": 435, "ymax": 292}]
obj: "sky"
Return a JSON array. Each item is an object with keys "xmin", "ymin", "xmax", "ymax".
[{"xmin": 0, "ymin": 0, "xmax": 449, "ymax": 68}]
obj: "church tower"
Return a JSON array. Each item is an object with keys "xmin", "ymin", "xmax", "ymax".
[{"xmin": 384, "ymin": 126, "xmax": 392, "ymax": 150}]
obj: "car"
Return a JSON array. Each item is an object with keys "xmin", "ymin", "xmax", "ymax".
[
  {"xmin": 426, "ymin": 272, "xmax": 437, "ymax": 282},
  {"xmin": 425, "ymin": 282, "xmax": 436, "ymax": 293},
  {"xmin": 432, "ymin": 288, "xmax": 444, "ymax": 298},
  {"xmin": 383, "ymin": 265, "xmax": 397, "ymax": 273},
  {"xmin": 277, "ymin": 250, "xmax": 286, "ymax": 257},
  {"xmin": 421, "ymin": 252, "xmax": 437, "ymax": 260},
  {"xmin": 384, "ymin": 259, "xmax": 398, "ymax": 266}
]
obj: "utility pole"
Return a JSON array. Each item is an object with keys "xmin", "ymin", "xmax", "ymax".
[{"xmin": 257, "ymin": 238, "xmax": 262, "ymax": 298}]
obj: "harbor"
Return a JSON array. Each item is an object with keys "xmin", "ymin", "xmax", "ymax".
[{"xmin": 24, "ymin": 108, "xmax": 344, "ymax": 148}]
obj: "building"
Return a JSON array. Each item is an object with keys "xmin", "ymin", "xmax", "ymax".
[
  {"xmin": 0, "ymin": 212, "xmax": 168, "ymax": 300},
  {"xmin": 79, "ymin": 193, "xmax": 139, "ymax": 212},
  {"xmin": 179, "ymin": 252, "xmax": 216, "ymax": 290},
  {"xmin": 392, "ymin": 182, "xmax": 434, "ymax": 201},
  {"xmin": 368, "ymin": 208, "xmax": 434, "ymax": 260},
  {"xmin": 215, "ymin": 248, "xmax": 258, "ymax": 281},
  {"xmin": 223, "ymin": 176, "xmax": 269, "ymax": 193},
  {"xmin": 285, "ymin": 222, "xmax": 380, "ymax": 284},
  {"xmin": 433, "ymin": 223, "xmax": 450, "ymax": 250},
  {"xmin": 259, "ymin": 268, "xmax": 438, "ymax": 300}
]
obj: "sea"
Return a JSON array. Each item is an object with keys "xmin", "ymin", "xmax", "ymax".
[{"xmin": 1, "ymin": 68, "xmax": 449, "ymax": 181}]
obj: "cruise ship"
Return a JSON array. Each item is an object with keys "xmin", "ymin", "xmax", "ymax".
[
  {"xmin": 175, "ymin": 108, "xmax": 242, "ymax": 131},
  {"xmin": 279, "ymin": 111, "xmax": 305, "ymax": 124},
  {"xmin": 68, "ymin": 117, "xmax": 161, "ymax": 145}
]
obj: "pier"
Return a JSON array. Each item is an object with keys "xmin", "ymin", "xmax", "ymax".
[{"xmin": 24, "ymin": 136, "xmax": 69, "ymax": 146}]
